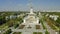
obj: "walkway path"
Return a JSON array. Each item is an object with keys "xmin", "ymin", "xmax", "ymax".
[
  {"xmin": 11, "ymin": 23, "xmax": 45, "ymax": 34},
  {"xmin": 43, "ymin": 21, "xmax": 56, "ymax": 34}
]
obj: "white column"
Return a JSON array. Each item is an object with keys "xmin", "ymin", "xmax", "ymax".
[
  {"xmin": 24, "ymin": 19, "xmax": 26, "ymax": 23},
  {"xmin": 56, "ymin": 32, "xmax": 58, "ymax": 34},
  {"xmin": 37, "ymin": 19, "xmax": 39, "ymax": 24},
  {"xmin": 0, "ymin": 31, "xmax": 1, "ymax": 34}
]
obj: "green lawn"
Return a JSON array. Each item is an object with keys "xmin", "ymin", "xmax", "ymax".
[
  {"xmin": 13, "ymin": 32, "xmax": 21, "ymax": 34},
  {"xmin": 33, "ymin": 32, "xmax": 42, "ymax": 34}
]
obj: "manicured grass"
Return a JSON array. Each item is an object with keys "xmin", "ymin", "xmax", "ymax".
[
  {"xmin": 33, "ymin": 32, "xmax": 42, "ymax": 34},
  {"xmin": 40, "ymin": 19, "xmax": 46, "ymax": 29},
  {"xmin": 45, "ymin": 30, "xmax": 50, "ymax": 34},
  {"xmin": 13, "ymin": 32, "xmax": 21, "ymax": 34},
  {"xmin": 0, "ymin": 24, "xmax": 9, "ymax": 30}
]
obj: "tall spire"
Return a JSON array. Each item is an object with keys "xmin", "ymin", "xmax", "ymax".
[
  {"xmin": 29, "ymin": 0, "xmax": 32, "ymax": 8},
  {"xmin": 29, "ymin": 0, "xmax": 34, "ymax": 14}
]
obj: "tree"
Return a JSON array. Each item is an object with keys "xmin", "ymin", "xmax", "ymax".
[
  {"xmin": 45, "ymin": 30, "xmax": 50, "ymax": 34},
  {"xmin": 3, "ymin": 29, "xmax": 12, "ymax": 34},
  {"xmin": 0, "ymin": 16, "xmax": 6, "ymax": 25}
]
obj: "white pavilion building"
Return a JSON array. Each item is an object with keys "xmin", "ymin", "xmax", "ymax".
[{"xmin": 23, "ymin": 8, "xmax": 39, "ymax": 24}]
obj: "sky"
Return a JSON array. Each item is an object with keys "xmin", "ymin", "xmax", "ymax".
[{"xmin": 0, "ymin": 0, "xmax": 60, "ymax": 11}]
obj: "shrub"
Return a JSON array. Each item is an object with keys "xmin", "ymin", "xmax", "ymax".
[
  {"xmin": 14, "ymin": 24, "xmax": 19, "ymax": 28},
  {"xmin": 3, "ymin": 29, "xmax": 12, "ymax": 34},
  {"xmin": 45, "ymin": 30, "xmax": 50, "ymax": 34}
]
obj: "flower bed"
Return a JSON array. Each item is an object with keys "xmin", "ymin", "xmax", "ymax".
[
  {"xmin": 19, "ymin": 25, "xmax": 25, "ymax": 29},
  {"xmin": 36, "ymin": 25, "xmax": 40, "ymax": 29}
]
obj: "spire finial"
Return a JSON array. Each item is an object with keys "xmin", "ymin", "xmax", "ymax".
[
  {"xmin": 28, "ymin": 0, "xmax": 34, "ymax": 14},
  {"xmin": 29, "ymin": 0, "xmax": 33, "ymax": 8}
]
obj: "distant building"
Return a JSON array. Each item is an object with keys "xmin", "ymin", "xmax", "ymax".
[
  {"xmin": 49, "ymin": 15, "xmax": 59, "ymax": 21},
  {"xmin": 5, "ymin": 15, "xmax": 17, "ymax": 20}
]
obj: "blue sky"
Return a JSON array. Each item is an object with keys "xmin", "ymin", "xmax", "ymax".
[{"xmin": 0, "ymin": 0, "xmax": 60, "ymax": 11}]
